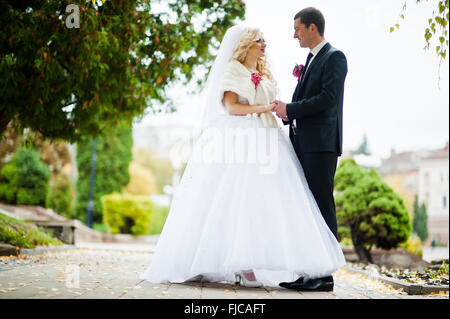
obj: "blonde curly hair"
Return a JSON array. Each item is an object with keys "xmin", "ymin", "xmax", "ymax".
[{"xmin": 231, "ymin": 27, "xmax": 275, "ymax": 83}]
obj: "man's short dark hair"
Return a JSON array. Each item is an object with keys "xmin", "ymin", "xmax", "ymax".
[{"xmin": 294, "ymin": 7, "xmax": 325, "ymax": 36}]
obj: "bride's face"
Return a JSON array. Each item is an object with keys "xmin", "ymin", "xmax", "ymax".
[{"xmin": 248, "ymin": 34, "xmax": 266, "ymax": 59}]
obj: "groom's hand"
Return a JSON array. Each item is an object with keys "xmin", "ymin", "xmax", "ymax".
[{"xmin": 272, "ymin": 100, "xmax": 288, "ymax": 120}]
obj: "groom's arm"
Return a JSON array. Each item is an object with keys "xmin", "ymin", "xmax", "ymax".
[{"xmin": 286, "ymin": 51, "xmax": 347, "ymax": 119}]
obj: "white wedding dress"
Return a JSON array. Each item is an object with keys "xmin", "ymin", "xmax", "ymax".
[{"xmin": 139, "ymin": 59, "xmax": 346, "ymax": 288}]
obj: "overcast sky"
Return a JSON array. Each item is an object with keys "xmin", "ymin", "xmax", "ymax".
[{"xmin": 135, "ymin": 0, "xmax": 449, "ymax": 158}]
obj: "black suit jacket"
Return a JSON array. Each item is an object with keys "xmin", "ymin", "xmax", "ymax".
[{"xmin": 283, "ymin": 43, "xmax": 347, "ymax": 156}]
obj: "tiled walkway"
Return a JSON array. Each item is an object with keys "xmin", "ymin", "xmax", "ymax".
[{"xmin": 0, "ymin": 248, "xmax": 448, "ymax": 299}]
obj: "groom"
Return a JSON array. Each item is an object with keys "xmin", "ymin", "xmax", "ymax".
[{"xmin": 273, "ymin": 7, "xmax": 348, "ymax": 292}]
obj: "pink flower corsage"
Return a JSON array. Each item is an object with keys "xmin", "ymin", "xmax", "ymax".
[
  {"xmin": 251, "ymin": 72, "xmax": 263, "ymax": 90},
  {"xmin": 292, "ymin": 64, "xmax": 304, "ymax": 81}
]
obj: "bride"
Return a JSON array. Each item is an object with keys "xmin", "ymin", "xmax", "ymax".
[{"xmin": 139, "ymin": 25, "xmax": 346, "ymax": 288}]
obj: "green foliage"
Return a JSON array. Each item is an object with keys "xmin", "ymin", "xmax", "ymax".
[
  {"xmin": 46, "ymin": 173, "xmax": 74, "ymax": 218},
  {"xmin": 438, "ymin": 260, "xmax": 449, "ymax": 275},
  {"xmin": 399, "ymin": 236, "xmax": 423, "ymax": 258},
  {"xmin": 93, "ymin": 222, "xmax": 109, "ymax": 233},
  {"xmin": 391, "ymin": 0, "xmax": 449, "ymax": 60},
  {"xmin": 338, "ymin": 225, "xmax": 353, "ymax": 247},
  {"xmin": 0, "ymin": 213, "xmax": 62, "ymax": 248},
  {"xmin": 0, "ymin": 0, "xmax": 246, "ymax": 141},
  {"xmin": 102, "ymin": 193, "xmax": 153, "ymax": 235},
  {"xmin": 0, "ymin": 147, "xmax": 50, "ymax": 206},
  {"xmin": 335, "ymin": 158, "xmax": 412, "ymax": 262},
  {"xmin": 73, "ymin": 123, "xmax": 133, "ymax": 224},
  {"xmin": 412, "ymin": 195, "xmax": 429, "ymax": 241},
  {"xmin": 148, "ymin": 203, "xmax": 170, "ymax": 235}
]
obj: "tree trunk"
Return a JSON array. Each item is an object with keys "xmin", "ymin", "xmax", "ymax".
[{"xmin": 351, "ymin": 224, "xmax": 373, "ymax": 263}]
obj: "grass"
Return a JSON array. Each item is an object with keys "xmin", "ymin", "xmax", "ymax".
[{"xmin": 0, "ymin": 213, "xmax": 63, "ymax": 249}]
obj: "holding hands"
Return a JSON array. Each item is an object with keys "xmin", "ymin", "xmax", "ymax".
[
  {"xmin": 265, "ymin": 101, "xmax": 277, "ymax": 112},
  {"xmin": 271, "ymin": 100, "xmax": 288, "ymax": 120}
]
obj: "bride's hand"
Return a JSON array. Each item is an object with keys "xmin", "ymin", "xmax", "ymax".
[{"xmin": 264, "ymin": 102, "xmax": 276, "ymax": 112}]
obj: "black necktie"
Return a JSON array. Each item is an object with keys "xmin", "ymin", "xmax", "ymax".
[{"xmin": 300, "ymin": 52, "xmax": 313, "ymax": 84}]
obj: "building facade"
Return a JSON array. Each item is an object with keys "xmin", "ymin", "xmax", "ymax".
[{"xmin": 418, "ymin": 143, "xmax": 449, "ymax": 246}]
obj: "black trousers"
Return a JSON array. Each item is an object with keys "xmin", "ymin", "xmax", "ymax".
[{"xmin": 291, "ymin": 139, "xmax": 339, "ymax": 240}]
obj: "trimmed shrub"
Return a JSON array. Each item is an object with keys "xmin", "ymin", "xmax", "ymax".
[{"xmin": 102, "ymin": 193, "xmax": 153, "ymax": 235}]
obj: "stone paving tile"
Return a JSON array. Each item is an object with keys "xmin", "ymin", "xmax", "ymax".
[
  {"xmin": 0, "ymin": 248, "xmax": 448, "ymax": 299},
  {"xmin": 263, "ymin": 287, "xmax": 303, "ymax": 299},
  {"xmin": 300, "ymin": 291, "xmax": 339, "ymax": 299},
  {"xmin": 164, "ymin": 283, "xmax": 203, "ymax": 299},
  {"xmin": 235, "ymin": 286, "xmax": 272, "ymax": 299},
  {"xmin": 333, "ymin": 283, "xmax": 371, "ymax": 299},
  {"xmin": 201, "ymin": 282, "xmax": 239, "ymax": 299}
]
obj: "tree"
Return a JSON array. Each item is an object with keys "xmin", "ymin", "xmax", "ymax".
[
  {"xmin": 335, "ymin": 159, "xmax": 411, "ymax": 263},
  {"xmin": 73, "ymin": 123, "xmax": 133, "ymax": 224},
  {"xmin": 391, "ymin": 0, "xmax": 449, "ymax": 60},
  {"xmin": 0, "ymin": 0, "xmax": 246, "ymax": 141},
  {"xmin": 412, "ymin": 195, "xmax": 429, "ymax": 241},
  {"xmin": 353, "ymin": 134, "xmax": 371, "ymax": 155},
  {"xmin": 46, "ymin": 172, "xmax": 74, "ymax": 218},
  {"xmin": 0, "ymin": 123, "xmax": 71, "ymax": 176},
  {"xmin": 0, "ymin": 147, "xmax": 50, "ymax": 206}
]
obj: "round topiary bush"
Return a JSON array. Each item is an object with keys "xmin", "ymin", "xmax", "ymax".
[{"xmin": 335, "ymin": 158, "xmax": 411, "ymax": 263}]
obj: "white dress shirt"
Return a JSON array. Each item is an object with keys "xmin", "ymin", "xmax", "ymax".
[{"xmin": 304, "ymin": 39, "xmax": 328, "ymax": 74}]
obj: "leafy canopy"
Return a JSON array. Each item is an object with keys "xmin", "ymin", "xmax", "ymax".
[{"xmin": 0, "ymin": 0, "xmax": 246, "ymax": 141}]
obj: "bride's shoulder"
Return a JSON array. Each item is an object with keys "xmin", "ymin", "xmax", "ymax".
[{"xmin": 224, "ymin": 60, "xmax": 245, "ymax": 73}]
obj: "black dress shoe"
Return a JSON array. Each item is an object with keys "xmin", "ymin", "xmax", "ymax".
[
  {"xmin": 278, "ymin": 276, "xmax": 304, "ymax": 289},
  {"xmin": 286, "ymin": 278, "xmax": 334, "ymax": 292},
  {"xmin": 321, "ymin": 275, "xmax": 334, "ymax": 283}
]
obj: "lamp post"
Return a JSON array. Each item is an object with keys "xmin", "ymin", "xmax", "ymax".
[{"xmin": 85, "ymin": 137, "xmax": 97, "ymax": 228}]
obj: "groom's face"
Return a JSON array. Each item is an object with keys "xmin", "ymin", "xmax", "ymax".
[{"xmin": 293, "ymin": 18, "xmax": 311, "ymax": 48}]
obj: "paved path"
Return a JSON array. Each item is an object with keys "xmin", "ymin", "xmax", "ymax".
[{"xmin": 0, "ymin": 246, "xmax": 448, "ymax": 299}]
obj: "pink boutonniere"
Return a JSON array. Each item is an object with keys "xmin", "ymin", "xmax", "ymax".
[
  {"xmin": 292, "ymin": 64, "xmax": 304, "ymax": 81},
  {"xmin": 251, "ymin": 72, "xmax": 263, "ymax": 90}
]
